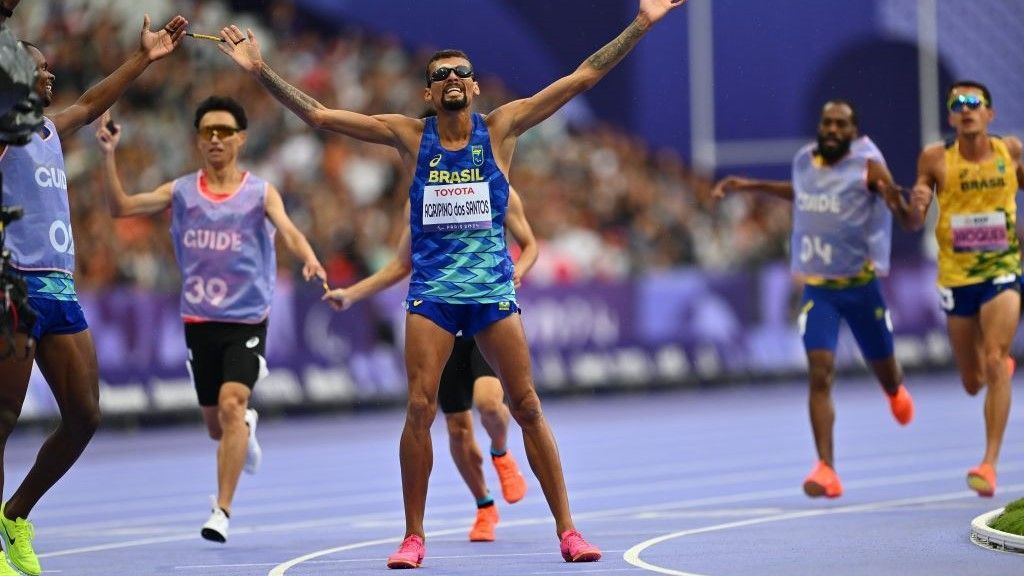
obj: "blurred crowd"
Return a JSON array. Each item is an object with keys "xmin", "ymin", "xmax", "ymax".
[{"xmin": 8, "ymin": 0, "xmax": 792, "ymax": 293}]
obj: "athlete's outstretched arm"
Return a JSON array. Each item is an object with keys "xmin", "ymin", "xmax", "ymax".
[
  {"xmin": 94, "ymin": 111, "xmax": 173, "ymax": 217},
  {"xmin": 505, "ymin": 187, "xmax": 538, "ymax": 289},
  {"xmin": 712, "ymin": 175, "xmax": 794, "ymax": 201},
  {"xmin": 51, "ymin": 15, "xmax": 187, "ymax": 139},
  {"xmin": 217, "ymin": 25, "xmax": 415, "ymax": 148},
  {"xmin": 868, "ymin": 160, "xmax": 918, "ymax": 231},
  {"xmin": 264, "ymin": 185, "xmax": 326, "ymax": 282},
  {"xmin": 490, "ymin": 0, "xmax": 686, "ymax": 137},
  {"xmin": 324, "ymin": 205, "xmax": 413, "ymax": 311}
]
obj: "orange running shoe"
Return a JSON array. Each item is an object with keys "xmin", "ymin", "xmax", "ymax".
[
  {"xmin": 492, "ymin": 452, "xmax": 527, "ymax": 504},
  {"xmin": 802, "ymin": 461, "xmax": 843, "ymax": 498},
  {"xmin": 1007, "ymin": 357, "xmax": 1016, "ymax": 380},
  {"xmin": 967, "ymin": 463, "xmax": 996, "ymax": 498},
  {"xmin": 559, "ymin": 529, "xmax": 601, "ymax": 562},
  {"xmin": 386, "ymin": 534, "xmax": 425, "ymax": 569},
  {"xmin": 888, "ymin": 384, "xmax": 914, "ymax": 426},
  {"xmin": 468, "ymin": 505, "xmax": 499, "ymax": 542}
]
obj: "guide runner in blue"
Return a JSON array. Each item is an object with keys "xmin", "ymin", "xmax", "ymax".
[
  {"xmin": 0, "ymin": 17, "xmax": 187, "ymax": 575},
  {"xmin": 712, "ymin": 101, "xmax": 917, "ymax": 499}
]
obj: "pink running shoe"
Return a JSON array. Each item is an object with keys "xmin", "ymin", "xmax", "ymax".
[
  {"xmin": 386, "ymin": 534, "xmax": 425, "ymax": 569},
  {"xmin": 559, "ymin": 529, "xmax": 601, "ymax": 562}
]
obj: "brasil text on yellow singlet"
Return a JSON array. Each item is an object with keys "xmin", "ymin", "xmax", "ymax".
[{"xmin": 936, "ymin": 137, "xmax": 1020, "ymax": 287}]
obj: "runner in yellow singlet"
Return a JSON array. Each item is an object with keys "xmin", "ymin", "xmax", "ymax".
[{"xmin": 908, "ymin": 80, "xmax": 1024, "ymax": 497}]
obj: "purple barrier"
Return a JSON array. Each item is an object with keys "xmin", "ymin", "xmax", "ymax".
[{"xmin": 18, "ymin": 263, "xmax": 967, "ymax": 419}]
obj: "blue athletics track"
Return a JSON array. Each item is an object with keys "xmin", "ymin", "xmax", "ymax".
[{"xmin": 8, "ymin": 372, "xmax": 1023, "ymax": 575}]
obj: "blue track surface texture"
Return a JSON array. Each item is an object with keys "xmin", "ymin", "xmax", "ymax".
[{"xmin": 6, "ymin": 373, "xmax": 1022, "ymax": 575}]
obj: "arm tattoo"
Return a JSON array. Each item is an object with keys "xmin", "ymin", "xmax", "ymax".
[
  {"xmin": 586, "ymin": 18, "xmax": 646, "ymax": 70},
  {"xmin": 258, "ymin": 65, "xmax": 324, "ymax": 117}
]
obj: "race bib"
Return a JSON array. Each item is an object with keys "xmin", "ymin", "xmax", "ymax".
[
  {"xmin": 422, "ymin": 181, "xmax": 492, "ymax": 232},
  {"xmin": 951, "ymin": 212, "xmax": 1009, "ymax": 252}
]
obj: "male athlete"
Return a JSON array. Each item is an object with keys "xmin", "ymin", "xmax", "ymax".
[
  {"xmin": 0, "ymin": 15, "xmax": 187, "ymax": 575},
  {"xmin": 713, "ymin": 100, "xmax": 916, "ymax": 498},
  {"xmin": 324, "ymin": 187, "xmax": 537, "ymax": 542},
  {"xmin": 907, "ymin": 81, "xmax": 1024, "ymax": 497},
  {"xmin": 218, "ymin": 0, "xmax": 687, "ymax": 566},
  {"xmin": 94, "ymin": 96, "xmax": 325, "ymax": 540}
]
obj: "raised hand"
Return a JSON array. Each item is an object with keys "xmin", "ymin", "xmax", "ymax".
[
  {"xmin": 94, "ymin": 110, "xmax": 121, "ymax": 154},
  {"xmin": 639, "ymin": 0, "xmax": 688, "ymax": 26},
  {"xmin": 218, "ymin": 25, "xmax": 263, "ymax": 74},
  {"xmin": 322, "ymin": 288, "xmax": 355, "ymax": 312},
  {"xmin": 140, "ymin": 14, "xmax": 188, "ymax": 62}
]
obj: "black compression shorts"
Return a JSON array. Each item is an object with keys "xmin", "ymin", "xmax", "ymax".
[
  {"xmin": 184, "ymin": 320, "xmax": 268, "ymax": 407},
  {"xmin": 438, "ymin": 336, "xmax": 497, "ymax": 414}
]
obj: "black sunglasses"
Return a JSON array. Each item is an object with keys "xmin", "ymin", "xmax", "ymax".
[{"xmin": 427, "ymin": 65, "xmax": 473, "ymax": 85}]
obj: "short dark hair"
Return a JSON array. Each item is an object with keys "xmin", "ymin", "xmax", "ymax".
[
  {"xmin": 822, "ymin": 99, "xmax": 858, "ymax": 127},
  {"xmin": 947, "ymin": 80, "xmax": 992, "ymax": 107},
  {"xmin": 194, "ymin": 96, "xmax": 247, "ymax": 130},
  {"xmin": 425, "ymin": 49, "xmax": 471, "ymax": 85}
]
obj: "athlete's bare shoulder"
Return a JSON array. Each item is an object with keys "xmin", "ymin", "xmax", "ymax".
[
  {"xmin": 913, "ymin": 142, "xmax": 947, "ymax": 190},
  {"xmin": 919, "ymin": 142, "xmax": 947, "ymax": 165},
  {"xmin": 1002, "ymin": 135, "xmax": 1023, "ymax": 160}
]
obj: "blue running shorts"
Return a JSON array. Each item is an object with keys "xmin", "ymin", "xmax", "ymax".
[
  {"xmin": 406, "ymin": 299, "xmax": 519, "ymax": 337},
  {"xmin": 19, "ymin": 270, "xmax": 88, "ymax": 339},
  {"xmin": 798, "ymin": 278, "xmax": 893, "ymax": 361},
  {"xmin": 937, "ymin": 274, "xmax": 1020, "ymax": 317}
]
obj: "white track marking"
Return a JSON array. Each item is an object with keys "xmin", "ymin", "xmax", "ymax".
[
  {"xmin": 623, "ymin": 483, "xmax": 1024, "ymax": 576},
  {"xmin": 36, "ymin": 462, "xmax": 1020, "ymax": 562},
  {"xmin": 263, "ymin": 467, "xmax": 1023, "ymax": 575}
]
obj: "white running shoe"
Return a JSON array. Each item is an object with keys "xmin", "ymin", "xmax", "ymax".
[
  {"xmin": 201, "ymin": 496, "xmax": 229, "ymax": 543},
  {"xmin": 244, "ymin": 408, "xmax": 262, "ymax": 474}
]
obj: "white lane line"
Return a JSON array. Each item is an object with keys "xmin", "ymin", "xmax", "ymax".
[
  {"xmin": 528, "ymin": 565, "xmax": 638, "ymax": 569},
  {"xmin": 37, "ymin": 443, "xmax": 1024, "ymax": 535},
  {"xmin": 264, "ymin": 515, "xmax": 573, "ymax": 576},
  {"xmin": 175, "ymin": 550, "xmax": 630, "ymax": 570},
  {"xmin": 39, "ymin": 533, "xmax": 199, "ymax": 559},
  {"xmin": 35, "ymin": 462, "xmax": 1024, "ymax": 564},
  {"xmin": 264, "ymin": 466, "xmax": 1023, "ymax": 575},
  {"xmin": 622, "ymin": 483, "xmax": 1024, "ymax": 576}
]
